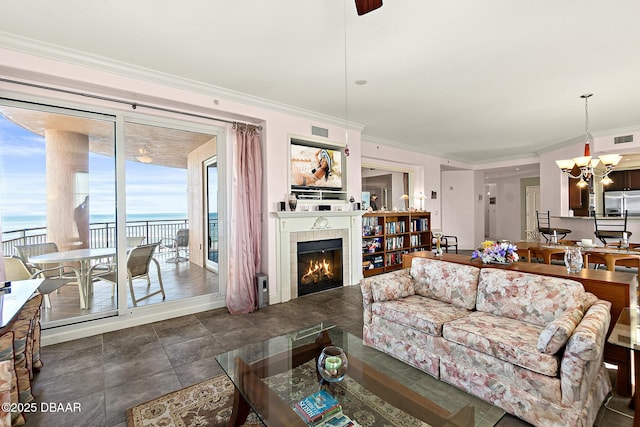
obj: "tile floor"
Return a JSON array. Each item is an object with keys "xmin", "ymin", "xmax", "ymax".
[{"xmin": 24, "ymin": 285, "xmax": 633, "ymax": 426}]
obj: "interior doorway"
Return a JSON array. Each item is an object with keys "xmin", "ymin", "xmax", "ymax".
[
  {"xmin": 361, "ymin": 166, "xmax": 411, "ymax": 211},
  {"xmin": 484, "ymin": 184, "xmax": 497, "ymax": 239},
  {"xmin": 525, "ymin": 185, "xmax": 540, "ymax": 240}
]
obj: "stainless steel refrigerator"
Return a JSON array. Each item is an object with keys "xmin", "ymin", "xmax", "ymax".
[{"xmin": 603, "ymin": 190, "xmax": 640, "ymax": 216}]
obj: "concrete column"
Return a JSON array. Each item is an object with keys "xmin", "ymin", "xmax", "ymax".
[{"xmin": 45, "ymin": 130, "xmax": 90, "ymax": 251}]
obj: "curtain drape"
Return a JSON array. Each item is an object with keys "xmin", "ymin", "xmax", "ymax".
[
  {"xmin": 226, "ymin": 123, "xmax": 262, "ymax": 314},
  {"xmin": 0, "ymin": 217, "xmax": 4, "ymax": 282}
]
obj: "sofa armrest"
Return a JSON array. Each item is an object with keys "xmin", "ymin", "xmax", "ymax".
[
  {"xmin": 360, "ymin": 277, "xmax": 374, "ymax": 325},
  {"xmin": 560, "ymin": 300, "xmax": 611, "ymax": 404},
  {"xmin": 360, "ymin": 268, "xmax": 413, "ymax": 325},
  {"xmin": 564, "ymin": 300, "xmax": 611, "ymax": 361}
]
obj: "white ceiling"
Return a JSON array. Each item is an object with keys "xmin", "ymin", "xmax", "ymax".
[{"xmin": 1, "ymin": 0, "xmax": 640, "ymax": 165}]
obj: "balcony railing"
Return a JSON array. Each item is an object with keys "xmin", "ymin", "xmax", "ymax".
[{"xmin": 2, "ymin": 218, "xmax": 194, "ymax": 256}]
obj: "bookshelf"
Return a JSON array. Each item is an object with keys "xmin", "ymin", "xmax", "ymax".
[{"xmin": 362, "ymin": 211, "xmax": 431, "ymax": 277}]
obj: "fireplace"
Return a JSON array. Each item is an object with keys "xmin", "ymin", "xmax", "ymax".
[
  {"xmin": 297, "ymin": 238, "xmax": 343, "ymax": 296},
  {"xmin": 274, "ymin": 211, "xmax": 362, "ymax": 303}
]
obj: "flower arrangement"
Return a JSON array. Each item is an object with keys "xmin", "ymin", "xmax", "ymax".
[{"xmin": 471, "ymin": 240, "xmax": 519, "ymax": 264}]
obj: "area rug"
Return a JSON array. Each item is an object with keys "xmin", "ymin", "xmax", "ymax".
[
  {"xmin": 127, "ymin": 360, "xmax": 430, "ymax": 427},
  {"xmin": 126, "ymin": 373, "xmax": 261, "ymax": 427}
]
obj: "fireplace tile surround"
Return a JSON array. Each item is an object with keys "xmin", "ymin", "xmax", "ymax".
[{"xmin": 274, "ymin": 211, "xmax": 364, "ymax": 302}]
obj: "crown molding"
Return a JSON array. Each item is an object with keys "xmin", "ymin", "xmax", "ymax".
[
  {"xmin": 362, "ymin": 134, "xmax": 540, "ymax": 165},
  {"xmin": 537, "ymin": 124, "xmax": 640, "ymax": 156},
  {"xmin": 0, "ymin": 32, "xmax": 365, "ymax": 131}
]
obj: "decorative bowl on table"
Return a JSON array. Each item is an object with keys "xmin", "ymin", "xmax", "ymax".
[{"xmin": 317, "ymin": 346, "xmax": 348, "ymax": 383}]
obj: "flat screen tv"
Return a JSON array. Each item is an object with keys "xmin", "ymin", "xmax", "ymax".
[{"xmin": 290, "ymin": 140, "xmax": 344, "ymax": 191}]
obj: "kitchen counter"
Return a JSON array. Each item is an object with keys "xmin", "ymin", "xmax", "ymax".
[{"xmin": 549, "ymin": 215, "xmax": 640, "ymax": 242}]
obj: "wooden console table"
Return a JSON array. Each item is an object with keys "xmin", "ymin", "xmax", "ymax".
[{"xmin": 403, "ymin": 251, "xmax": 638, "ymax": 396}]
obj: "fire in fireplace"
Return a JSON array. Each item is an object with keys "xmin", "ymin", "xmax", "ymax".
[{"xmin": 297, "ymin": 238, "xmax": 343, "ymax": 296}]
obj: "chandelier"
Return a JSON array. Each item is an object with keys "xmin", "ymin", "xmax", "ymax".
[{"xmin": 555, "ymin": 93, "xmax": 621, "ymax": 187}]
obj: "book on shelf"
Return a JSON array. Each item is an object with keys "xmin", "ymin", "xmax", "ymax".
[
  {"xmin": 410, "ymin": 218, "xmax": 429, "ymax": 232},
  {"xmin": 294, "ymin": 389, "xmax": 342, "ymax": 425}
]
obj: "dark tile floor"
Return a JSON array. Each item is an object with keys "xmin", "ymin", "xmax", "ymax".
[{"xmin": 24, "ymin": 285, "xmax": 633, "ymax": 426}]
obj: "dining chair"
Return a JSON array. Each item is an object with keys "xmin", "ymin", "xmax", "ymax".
[
  {"xmin": 160, "ymin": 229, "xmax": 189, "ymax": 263},
  {"xmin": 593, "ymin": 210, "xmax": 632, "ymax": 245},
  {"xmin": 90, "ymin": 242, "xmax": 165, "ymax": 307},
  {"xmin": 431, "ymin": 235, "xmax": 458, "ymax": 254},
  {"xmin": 536, "ymin": 211, "xmax": 572, "ymax": 242},
  {"xmin": 3, "ymin": 256, "xmax": 80, "ymax": 309}
]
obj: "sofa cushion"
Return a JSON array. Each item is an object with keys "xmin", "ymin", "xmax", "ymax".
[
  {"xmin": 372, "ymin": 295, "xmax": 472, "ymax": 336},
  {"xmin": 443, "ymin": 311, "xmax": 560, "ymax": 376},
  {"xmin": 410, "ymin": 257, "xmax": 480, "ymax": 310},
  {"xmin": 369, "ymin": 268, "xmax": 415, "ymax": 302},
  {"xmin": 537, "ymin": 307, "xmax": 584, "ymax": 354},
  {"xmin": 476, "ymin": 269, "xmax": 585, "ymax": 327}
]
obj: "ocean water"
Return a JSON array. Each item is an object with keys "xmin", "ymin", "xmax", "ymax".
[{"xmin": 2, "ymin": 213, "xmax": 188, "ymax": 233}]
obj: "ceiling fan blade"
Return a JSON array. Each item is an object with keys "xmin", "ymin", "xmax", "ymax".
[{"xmin": 355, "ymin": 0, "xmax": 383, "ymax": 16}]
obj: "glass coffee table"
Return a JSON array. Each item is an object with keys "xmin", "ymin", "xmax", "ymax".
[{"xmin": 215, "ymin": 324, "xmax": 505, "ymax": 426}]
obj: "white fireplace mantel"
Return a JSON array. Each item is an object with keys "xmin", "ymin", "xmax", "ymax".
[{"xmin": 274, "ymin": 210, "xmax": 364, "ymax": 303}]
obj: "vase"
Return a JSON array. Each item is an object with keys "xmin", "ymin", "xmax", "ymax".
[
  {"xmin": 317, "ymin": 346, "xmax": 348, "ymax": 383},
  {"xmin": 564, "ymin": 246, "xmax": 583, "ymax": 273},
  {"xmin": 433, "ymin": 231, "xmax": 443, "ymax": 256},
  {"xmin": 288, "ymin": 193, "xmax": 298, "ymax": 211}
]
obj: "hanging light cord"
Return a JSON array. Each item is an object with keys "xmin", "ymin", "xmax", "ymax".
[{"xmin": 584, "ymin": 95, "xmax": 591, "ymax": 143}]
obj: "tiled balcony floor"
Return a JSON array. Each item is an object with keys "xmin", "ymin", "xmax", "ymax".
[{"xmin": 40, "ymin": 253, "xmax": 219, "ymax": 323}]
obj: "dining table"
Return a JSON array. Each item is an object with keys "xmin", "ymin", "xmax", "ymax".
[
  {"xmin": 515, "ymin": 241, "xmax": 640, "ymax": 272},
  {"xmin": 28, "ymin": 247, "xmax": 116, "ymax": 310}
]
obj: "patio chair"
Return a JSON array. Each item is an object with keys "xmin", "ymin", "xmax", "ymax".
[
  {"xmin": 90, "ymin": 242, "xmax": 165, "ymax": 307},
  {"xmin": 14, "ymin": 242, "xmax": 64, "ymax": 276},
  {"xmin": 13, "ymin": 242, "xmax": 85, "ymax": 303},
  {"xmin": 536, "ymin": 211, "xmax": 572, "ymax": 242},
  {"xmin": 3, "ymin": 256, "xmax": 80, "ymax": 309},
  {"xmin": 126, "ymin": 236, "xmax": 145, "ymax": 248},
  {"xmin": 593, "ymin": 210, "xmax": 631, "ymax": 245},
  {"xmin": 160, "ymin": 229, "xmax": 189, "ymax": 263}
]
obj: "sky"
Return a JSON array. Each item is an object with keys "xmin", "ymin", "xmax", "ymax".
[{"xmin": 0, "ymin": 113, "xmax": 189, "ymax": 221}]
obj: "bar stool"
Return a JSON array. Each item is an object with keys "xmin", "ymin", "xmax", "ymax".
[
  {"xmin": 593, "ymin": 210, "xmax": 632, "ymax": 245},
  {"xmin": 536, "ymin": 211, "xmax": 572, "ymax": 242}
]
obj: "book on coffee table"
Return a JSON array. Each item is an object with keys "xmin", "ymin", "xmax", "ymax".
[
  {"xmin": 317, "ymin": 411, "xmax": 356, "ymax": 426},
  {"xmin": 294, "ymin": 389, "xmax": 341, "ymax": 424}
]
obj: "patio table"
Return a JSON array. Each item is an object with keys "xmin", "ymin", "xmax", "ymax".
[{"xmin": 29, "ymin": 248, "xmax": 115, "ymax": 309}]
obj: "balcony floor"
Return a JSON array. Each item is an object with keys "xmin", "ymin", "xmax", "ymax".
[{"xmin": 40, "ymin": 253, "xmax": 219, "ymax": 324}]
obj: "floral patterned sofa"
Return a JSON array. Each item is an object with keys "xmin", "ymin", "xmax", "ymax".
[{"xmin": 360, "ymin": 257, "xmax": 612, "ymax": 427}]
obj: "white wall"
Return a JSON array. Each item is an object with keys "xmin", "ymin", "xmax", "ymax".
[
  {"xmin": 495, "ymin": 178, "xmax": 522, "ymax": 241},
  {"xmin": 473, "ymin": 171, "xmax": 485, "ymax": 245},
  {"xmin": 441, "ymin": 171, "xmax": 475, "ymax": 249}
]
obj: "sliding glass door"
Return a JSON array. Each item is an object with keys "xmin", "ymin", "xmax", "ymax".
[
  {"xmin": 121, "ymin": 120, "xmax": 220, "ymax": 307},
  {"xmin": 0, "ymin": 101, "xmax": 117, "ymax": 327},
  {"xmin": 205, "ymin": 157, "xmax": 219, "ymax": 271},
  {"xmin": 1, "ymin": 99, "xmax": 225, "ymax": 327}
]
